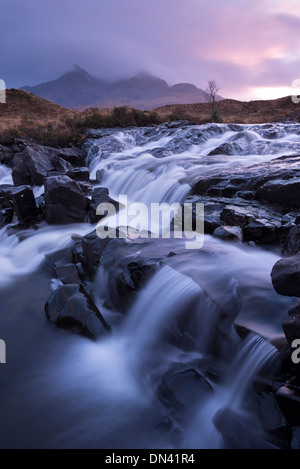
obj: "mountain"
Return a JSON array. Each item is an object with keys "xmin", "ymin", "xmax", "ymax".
[{"xmin": 21, "ymin": 67, "xmax": 221, "ymax": 110}]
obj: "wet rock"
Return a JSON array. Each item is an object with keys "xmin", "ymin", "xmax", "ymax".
[
  {"xmin": 282, "ymin": 300, "xmax": 300, "ymax": 345},
  {"xmin": 258, "ymin": 392, "xmax": 291, "ymax": 441},
  {"xmin": 54, "ymin": 264, "xmax": 81, "ymax": 285},
  {"xmin": 89, "ymin": 187, "xmax": 119, "ymax": 224},
  {"xmin": 66, "ymin": 167, "xmax": 90, "ymax": 182},
  {"xmin": 220, "ymin": 205, "xmax": 254, "ymax": 227},
  {"xmin": 114, "ymin": 258, "xmax": 158, "ymax": 313},
  {"xmin": 45, "ymin": 284, "xmax": 110, "ymax": 340},
  {"xmin": 208, "ymin": 141, "xmax": 242, "ymax": 156},
  {"xmin": 57, "ymin": 148, "xmax": 86, "ymax": 166},
  {"xmin": 12, "ymin": 144, "xmax": 60, "ymax": 186},
  {"xmin": 0, "ymin": 208, "xmax": 13, "ymax": 228},
  {"xmin": 11, "ymin": 186, "xmax": 38, "ymax": 224},
  {"xmin": 0, "ymin": 185, "xmax": 37, "ymax": 224},
  {"xmin": 213, "ymin": 225, "xmax": 243, "ymax": 242},
  {"xmin": 256, "ymin": 178, "xmax": 300, "ymax": 209},
  {"xmin": 282, "ymin": 225, "xmax": 300, "ymax": 257},
  {"xmin": 276, "ymin": 385, "xmax": 300, "ymax": 426},
  {"xmin": 95, "ymin": 169, "xmax": 104, "ymax": 182},
  {"xmin": 271, "ymin": 253, "xmax": 300, "ymax": 297},
  {"xmin": 213, "ymin": 408, "xmax": 259, "ymax": 449},
  {"xmin": 44, "ymin": 175, "xmax": 88, "ymax": 224},
  {"xmin": 81, "ymin": 230, "xmax": 112, "ymax": 278},
  {"xmin": 157, "ymin": 362, "xmax": 213, "ymax": 416},
  {"xmin": 0, "ymin": 145, "xmax": 14, "ymax": 167}
]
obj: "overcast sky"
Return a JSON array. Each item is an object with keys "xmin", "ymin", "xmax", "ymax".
[{"xmin": 1, "ymin": 0, "xmax": 300, "ymax": 100}]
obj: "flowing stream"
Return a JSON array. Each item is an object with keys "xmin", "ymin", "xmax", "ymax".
[{"xmin": 0, "ymin": 122, "xmax": 298, "ymax": 448}]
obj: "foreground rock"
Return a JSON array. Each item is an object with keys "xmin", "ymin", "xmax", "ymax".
[
  {"xmin": 45, "ymin": 284, "xmax": 110, "ymax": 339},
  {"xmin": 12, "ymin": 144, "xmax": 71, "ymax": 186},
  {"xmin": 282, "ymin": 225, "xmax": 300, "ymax": 257},
  {"xmin": 44, "ymin": 175, "xmax": 88, "ymax": 224},
  {"xmin": 191, "ymin": 154, "xmax": 300, "ymax": 210},
  {"xmin": 271, "ymin": 253, "xmax": 300, "ymax": 298},
  {"xmin": 0, "ymin": 185, "xmax": 37, "ymax": 224},
  {"xmin": 89, "ymin": 187, "xmax": 119, "ymax": 224}
]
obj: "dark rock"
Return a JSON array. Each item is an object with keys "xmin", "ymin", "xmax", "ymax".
[
  {"xmin": 51, "ymin": 155, "xmax": 73, "ymax": 174},
  {"xmin": 81, "ymin": 230, "xmax": 112, "ymax": 278},
  {"xmin": 213, "ymin": 408, "xmax": 258, "ymax": 449},
  {"xmin": 66, "ymin": 167, "xmax": 90, "ymax": 182},
  {"xmin": 44, "ymin": 240, "xmax": 75, "ymax": 270},
  {"xmin": 0, "ymin": 145, "xmax": 14, "ymax": 167},
  {"xmin": 54, "ymin": 264, "xmax": 81, "ymax": 284},
  {"xmin": 258, "ymin": 392, "xmax": 291, "ymax": 441},
  {"xmin": 12, "ymin": 144, "xmax": 58, "ymax": 186},
  {"xmin": 57, "ymin": 148, "xmax": 86, "ymax": 166},
  {"xmin": 282, "ymin": 225, "xmax": 300, "ymax": 257},
  {"xmin": 0, "ymin": 185, "xmax": 37, "ymax": 224},
  {"xmin": 157, "ymin": 362, "xmax": 213, "ymax": 417},
  {"xmin": 89, "ymin": 187, "xmax": 119, "ymax": 224},
  {"xmin": 220, "ymin": 206, "xmax": 254, "ymax": 227},
  {"xmin": 208, "ymin": 142, "xmax": 242, "ymax": 156},
  {"xmin": 276, "ymin": 385, "xmax": 300, "ymax": 426},
  {"xmin": 243, "ymin": 220, "xmax": 281, "ymax": 244},
  {"xmin": 95, "ymin": 169, "xmax": 104, "ymax": 182},
  {"xmin": 256, "ymin": 178, "xmax": 300, "ymax": 209},
  {"xmin": 282, "ymin": 300, "xmax": 300, "ymax": 345},
  {"xmin": 213, "ymin": 225, "xmax": 243, "ymax": 242},
  {"xmin": 11, "ymin": 186, "xmax": 38, "ymax": 224},
  {"xmin": 271, "ymin": 253, "xmax": 300, "ymax": 297},
  {"xmin": 44, "ymin": 175, "xmax": 88, "ymax": 224},
  {"xmin": 45, "ymin": 284, "xmax": 110, "ymax": 339},
  {"xmin": 114, "ymin": 258, "xmax": 158, "ymax": 313},
  {"xmin": 0, "ymin": 208, "xmax": 13, "ymax": 228}
]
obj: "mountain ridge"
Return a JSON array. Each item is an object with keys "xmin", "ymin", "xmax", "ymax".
[{"xmin": 21, "ymin": 66, "xmax": 221, "ymax": 110}]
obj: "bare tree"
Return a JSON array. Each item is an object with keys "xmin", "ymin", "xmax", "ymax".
[{"xmin": 205, "ymin": 79, "xmax": 220, "ymax": 122}]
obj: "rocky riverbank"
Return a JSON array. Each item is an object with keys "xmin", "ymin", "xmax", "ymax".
[{"xmin": 0, "ymin": 122, "xmax": 299, "ymax": 448}]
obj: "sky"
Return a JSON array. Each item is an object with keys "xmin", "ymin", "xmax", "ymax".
[{"xmin": 1, "ymin": 0, "xmax": 300, "ymax": 101}]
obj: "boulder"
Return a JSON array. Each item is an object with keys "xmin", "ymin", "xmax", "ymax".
[
  {"xmin": 0, "ymin": 208, "xmax": 13, "ymax": 228},
  {"xmin": 57, "ymin": 148, "xmax": 86, "ymax": 166},
  {"xmin": 11, "ymin": 185, "xmax": 38, "ymax": 223},
  {"xmin": 12, "ymin": 144, "xmax": 77, "ymax": 187},
  {"xmin": 89, "ymin": 187, "xmax": 119, "ymax": 224},
  {"xmin": 45, "ymin": 284, "xmax": 110, "ymax": 339},
  {"xmin": 66, "ymin": 167, "xmax": 90, "ymax": 182},
  {"xmin": 12, "ymin": 144, "xmax": 57, "ymax": 186},
  {"xmin": 44, "ymin": 175, "xmax": 88, "ymax": 224},
  {"xmin": 271, "ymin": 253, "xmax": 300, "ymax": 297},
  {"xmin": 81, "ymin": 230, "xmax": 112, "ymax": 277},
  {"xmin": 54, "ymin": 264, "xmax": 81, "ymax": 284},
  {"xmin": 282, "ymin": 300, "xmax": 300, "ymax": 345},
  {"xmin": 0, "ymin": 185, "xmax": 37, "ymax": 224},
  {"xmin": 282, "ymin": 225, "xmax": 300, "ymax": 257},
  {"xmin": 256, "ymin": 178, "xmax": 300, "ymax": 209},
  {"xmin": 213, "ymin": 225, "xmax": 243, "ymax": 242},
  {"xmin": 220, "ymin": 206, "xmax": 254, "ymax": 227},
  {"xmin": 157, "ymin": 361, "xmax": 213, "ymax": 416}
]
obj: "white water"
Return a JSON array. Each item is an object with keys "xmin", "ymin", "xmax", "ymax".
[
  {"xmin": 0, "ymin": 165, "xmax": 13, "ymax": 185},
  {"xmin": 0, "ymin": 122, "xmax": 298, "ymax": 448}
]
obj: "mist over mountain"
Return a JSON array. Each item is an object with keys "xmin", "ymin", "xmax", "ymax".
[{"xmin": 21, "ymin": 66, "xmax": 222, "ymax": 110}]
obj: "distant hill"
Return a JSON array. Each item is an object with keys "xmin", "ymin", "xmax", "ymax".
[
  {"xmin": 21, "ymin": 66, "xmax": 222, "ymax": 110},
  {"xmin": 0, "ymin": 89, "xmax": 76, "ymax": 132},
  {"xmin": 154, "ymin": 96, "xmax": 300, "ymax": 124}
]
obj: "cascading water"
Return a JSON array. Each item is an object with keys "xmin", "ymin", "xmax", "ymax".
[{"xmin": 0, "ymin": 122, "xmax": 299, "ymax": 448}]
